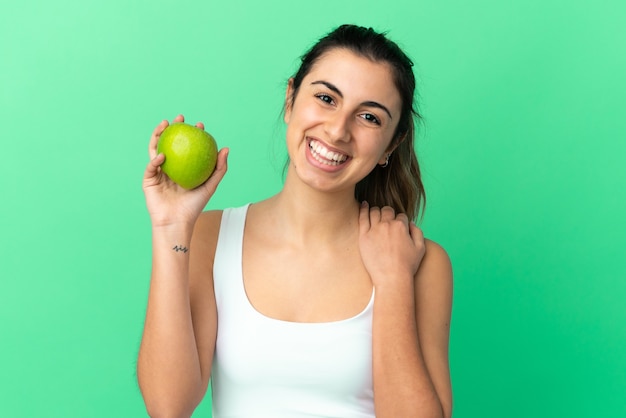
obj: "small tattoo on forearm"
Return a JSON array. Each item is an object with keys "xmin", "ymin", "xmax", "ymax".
[{"xmin": 172, "ymin": 245, "xmax": 189, "ymax": 253}]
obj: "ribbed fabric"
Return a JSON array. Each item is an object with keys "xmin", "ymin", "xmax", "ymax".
[{"xmin": 211, "ymin": 204, "xmax": 375, "ymax": 418}]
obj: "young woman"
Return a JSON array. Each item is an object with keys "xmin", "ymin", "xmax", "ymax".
[{"xmin": 138, "ymin": 24, "xmax": 453, "ymax": 418}]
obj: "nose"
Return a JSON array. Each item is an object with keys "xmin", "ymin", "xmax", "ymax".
[{"xmin": 324, "ymin": 111, "xmax": 351, "ymax": 143}]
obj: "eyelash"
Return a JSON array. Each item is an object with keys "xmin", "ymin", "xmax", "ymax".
[
  {"xmin": 315, "ymin": 93, "xmax": 335, "ymax": 105},
  {"xmin": 360, "ymin": 113, "xmax": 381, "ymax": 125},
  {"xmin": 314, "ymin": 93, "xmax": 381, "ymax": 126}
]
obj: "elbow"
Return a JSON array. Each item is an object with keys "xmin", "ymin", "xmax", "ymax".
[
  {"xmin": 422, "ymin": 405, "xmax": 448, "ymax": 418},
  {"xmin": 137, "ymin": 366, "xmax": 206, "ymax": 418},
  {"xmin": 142, "ymin": 397, "xmax": 196, "ymax": 418},
  {"xmin": 425, "ymin": 381, "xmax": 452, "ymax": 418},
  {"xmin": 431, "ymin": 392, "xmax": 452, "ymax": 418},
  {"xmin": 433, "ymin": 396, "xmax": 452, "ymax": 418},
  {"xmin": 425, "ymin": 398, "xmax": 448, "ymax": 418},
  {"xmin": 376, "ymin": 392, "xmax": 449, "ymax": 418},
  {"xmin": 138, "ymin": 380, "xmax": 204, "ymax": 418},
  {"xmin": 414, "ymin": 391, "xmax": 451, "ymax": 418}
]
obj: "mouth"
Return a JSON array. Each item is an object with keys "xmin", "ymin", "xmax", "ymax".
[{"xmin": 307, "ymin": 139, "xmax": 350, "ymax": 166}]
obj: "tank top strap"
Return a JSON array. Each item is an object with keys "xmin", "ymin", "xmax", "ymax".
[{"xmin": 213, "ymin": 204, "xmax": 250, "ymax": 309}]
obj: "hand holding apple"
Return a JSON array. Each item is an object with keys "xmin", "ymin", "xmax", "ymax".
[{"xmin": 143, "ymin": 115, "xmax": 228, "ymax": 227}]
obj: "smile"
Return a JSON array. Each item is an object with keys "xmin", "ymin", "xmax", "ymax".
[{"xmin": 308, "ymin": 139, "xmax": 349, "ymax": 166}]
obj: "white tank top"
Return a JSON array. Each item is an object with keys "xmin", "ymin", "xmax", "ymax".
[{"xmin": 211, "ymin": 204, "xmax": 376, "ymax": 418}]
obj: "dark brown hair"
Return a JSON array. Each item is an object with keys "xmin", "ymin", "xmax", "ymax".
[{"xmin": 288, "ymin": 24, "xmax": 425, "ymax": 220}]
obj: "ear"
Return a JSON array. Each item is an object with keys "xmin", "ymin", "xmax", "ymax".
[
  {"xmin": 387, "ymin": 131, "xmax": 409, "ymax": 154},
  {"xmin": 284, "ymin": 78, "xmax": 295, "ymax": 124},
  {"xmin": 378, "ymin": 132, "xmax": 407, "ymax": 165},
  {"xmin": 377, "ymin": 152, "xmax": 390, "ymax": 166}
]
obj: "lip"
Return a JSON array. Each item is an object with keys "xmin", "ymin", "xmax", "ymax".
[{"xmin": 304, "ymin": 137, "xmax": 351, "ymax": 172}]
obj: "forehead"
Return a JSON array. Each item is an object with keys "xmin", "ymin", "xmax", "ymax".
[{"xmin": 305, "ymin": 48, "xmax": 402, "ymax": 113}]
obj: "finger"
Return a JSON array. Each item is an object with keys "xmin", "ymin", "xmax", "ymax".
[
  {"xmin": 409, "ymin": 222, "xmax": 425, "ymax": 246},
  {"xmin": 196, "ymin": 121, "xmax": 205, "ymax": 130},
  {"xmin": 143, "ymin": 153, "xmax": 165, "ymax": 181},
  {"xmin": 149, "ymin": 120, "xmax": 169, "ymax": 159},
  {"xmin": 396, "ymin": 212, "xmax": 410, "ymax": 229},
  {"xmin": 380, "ymin": 206, "xmax": 396, "ymax": 222},
  {"xmin": 369, "ymin": 205, "xmax": 381, "ymax": 223},
  {"xmin": 173, "ymin": 114, "xmax": 185, "ymax": 123},
  {"xmin": 358, "ymin": 201, "xmax": 371, "ymax": 234},
  {"xmin": 202, "ymin": 148, "xmax": 230, "ymax": 194}
]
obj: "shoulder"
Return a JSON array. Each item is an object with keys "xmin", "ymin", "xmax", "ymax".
[
  {"xmin": 421, "ymin": 239, "xmax": 453, "ymax": 277},
  {"xmin": 415, "ymin": 239, "xmax": 453, "ymax": 303}
]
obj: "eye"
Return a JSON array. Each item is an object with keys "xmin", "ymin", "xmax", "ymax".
[
  {"xmin": 360, "ymin": 113, "xmax": 381, "ymax": 125},
  {"xmin": 315, "ymin": 94, "xmax": 335, "ymax": 105}
]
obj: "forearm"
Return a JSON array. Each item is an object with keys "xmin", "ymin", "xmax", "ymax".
[
  {"xmin": 137, "ymin": 224, "xmax": 205, "ymax": 417},
  {"xmin": 372, "ymin": 281, "xmax": 443, "ymax": 418}
]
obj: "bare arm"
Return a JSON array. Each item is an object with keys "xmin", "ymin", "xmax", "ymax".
[
  {"xmin": 414, "ymin": 241, "xmax": 453, "ymax": 416},
  {"xmin": 137, "ymin": 222, "xmax": 206, "ymax": 417},
  {"xmin": 136, "ymin": 115, "xmax": 228, "ymax": 417},
  {"xmin": 359, "ymin": 203, "xmax": 453, "ymax": 418}
]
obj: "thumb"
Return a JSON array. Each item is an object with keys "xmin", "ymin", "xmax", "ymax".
[
  {"xmin": 409, "ymin": 222, "xmax": 425, "ymax": 247},
  {"xmin": 143, "ymin": 153, "xmax": 165, "ymax": 182}
]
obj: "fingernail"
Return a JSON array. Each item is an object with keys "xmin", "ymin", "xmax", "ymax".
[{"xmin": 361, "ymin": 201, "xmax": 368, "ymax": 207}]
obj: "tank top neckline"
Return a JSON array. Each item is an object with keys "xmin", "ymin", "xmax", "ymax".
[{"xmin": 234, "ymin": 203, "xmax": 375, "ymax": 327}]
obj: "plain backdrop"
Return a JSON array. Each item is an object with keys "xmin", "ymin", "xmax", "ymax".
[{"xmin": 1, "ymin": 0, "xmax": 625, "ymax": 417}]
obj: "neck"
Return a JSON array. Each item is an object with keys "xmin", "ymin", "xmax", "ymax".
[{"xmin": 259, "ymin": 171, "xmax": 361, "ymax": 247}]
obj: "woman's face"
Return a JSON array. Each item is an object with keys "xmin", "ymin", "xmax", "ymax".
[{"xmin": 284, "ymin": 48, "xmax": 402, "ymax": 194}]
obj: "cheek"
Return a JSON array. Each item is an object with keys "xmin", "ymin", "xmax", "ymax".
[
  {"xmin": 288, "ymin": 96, "xmax": 325, "ymax": 124},
  {"xmin": 285, "ymin": 117, "xmax": 304, "ymax": 155}
]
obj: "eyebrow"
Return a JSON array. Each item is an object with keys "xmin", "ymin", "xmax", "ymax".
[{"xmin": 310, "ymin": 80, "xmax": 393, "ymax": 119}]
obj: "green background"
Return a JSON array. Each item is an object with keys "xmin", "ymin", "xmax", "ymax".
[{"xmin": 1, "ymin": 0, "xmax": 625, "ymax": 416}]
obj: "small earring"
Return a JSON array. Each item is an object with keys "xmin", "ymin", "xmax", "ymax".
[{"xmin": 380, "ymin": 153, "xmax": 391, "ymax": 168}]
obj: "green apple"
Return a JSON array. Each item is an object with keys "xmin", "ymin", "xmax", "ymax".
[{"xmin": 157, "ymin": 122, "xmax": 218, "ymax": 189}]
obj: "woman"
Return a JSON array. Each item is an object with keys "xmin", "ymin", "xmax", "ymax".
[{"xmin": 138, "ymin": 24, "xmax": 453, "ymax": 418}]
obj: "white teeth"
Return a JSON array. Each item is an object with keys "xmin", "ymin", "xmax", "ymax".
[{"xmin": 309, "ymin": 140, "xmax": 348, "ymax": 166}]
